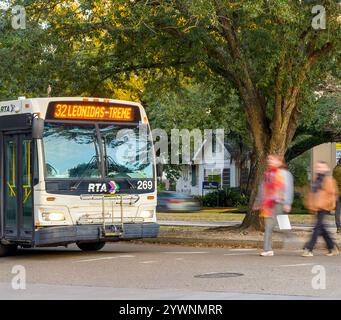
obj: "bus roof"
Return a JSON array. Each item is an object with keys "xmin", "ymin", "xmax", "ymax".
[{"xmin": 0, "ymin": 97, "xmax": 144, "ymax": 119}]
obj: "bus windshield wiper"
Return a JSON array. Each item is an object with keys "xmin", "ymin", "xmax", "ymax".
[
  {"xmin": 125, "ymin": 176, "xmax": 136, "ymax": 189},
  {"xmin": 71, "ymin": 139, "xmax": 101, "ymax": 191},
  {"xmin": 104, "ymin": 154, "xmax": 135, "ymax": 189}
]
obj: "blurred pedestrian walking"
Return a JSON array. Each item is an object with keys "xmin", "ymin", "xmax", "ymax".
[
  {"xmin": 254, "ymin": 155, "xmax": 294, "ymax": 257},
  {"xmin": 303, "ymin": 161, "xmax": 339, "ymax": 257},
  {"xmin": 281, "ymin": 163, "xmax": 294, "ymax": 215},
  {"xmin": 332, "ymin": 158, "xmax": 341, "ymax": 233}
]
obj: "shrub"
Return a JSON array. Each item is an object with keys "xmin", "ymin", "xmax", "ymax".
[
  {"xmin": 157, "ymin": 182, "xmax": 166, "ymax": 192},
  {"xmin": 201, "ymin": 190, "xmax": 224, "ymax": 207},
  {"xmin": 292, "ymin": 192, "xmax": 305, "ymax": 210},
  {"xmin": 288, "ymin": 152, "xmax": 310, "ymax": 187},
  {"xmin": 202, "ymin": 188, "xmax": 249, "ymax": 207},
  {"xmin": 225, "ymin": 188, "xmax": 249, "ymax": 206}
]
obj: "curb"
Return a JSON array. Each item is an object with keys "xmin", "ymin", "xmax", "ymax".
[
  {"xmin": 159, "ymin": 221, "xmax": 314, "ymax": 231},
  {"xmin": 134, "ymin": 236, "xmax": 340, "ymax": 250},
  {"xmin": 134, "ymin": 237, "xmax": 284, "ymax": 249}
]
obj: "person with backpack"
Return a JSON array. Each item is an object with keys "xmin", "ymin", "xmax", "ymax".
[{"xmin": 303, "ymin": 161, "xmax": 339, "ymax": 257}]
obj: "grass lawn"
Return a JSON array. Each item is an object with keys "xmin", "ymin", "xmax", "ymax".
[
  {"xmin": 157, "ymin": 212, "xmax": 245, "ymax": 221},
  {"xmin": 156, "ymin": 211, "xmax": 323, "ymax": 225}
]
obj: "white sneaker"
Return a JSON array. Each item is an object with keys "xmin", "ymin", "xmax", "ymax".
[
  {"xmin": 260, "ymin": 251, "xmax": 274, "ymax": 257},
  {"xmin": 326, "ymin": 247, "xmax": 339, "ymax": 256},
  {"xmin": 302, "ymin": 249, "xmax": 314, "ymax": 257}
]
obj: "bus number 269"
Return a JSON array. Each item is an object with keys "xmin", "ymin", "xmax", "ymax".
[{"xmin": 137, "ymin": 180, "xmax": 153, "ymax": 190}]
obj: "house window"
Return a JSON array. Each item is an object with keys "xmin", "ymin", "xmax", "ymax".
[
  {"xmin": 212, "ymin": 132, "xmax": 216, "ymax": 153},
  {"xmin": 205, "ymin": 168, "xmax": 221, "ymax": 185},
  {"xmin": 241, "ymin": 168, "xmax": 249, "ymax": 186},
  {"xmin": 222, "ymin": 168, "xmax": 231, "ymax": 188},
  {"xmin": 191, "ymin": 165, "xmax": 197, "ymax": 186},
  {"xmin": 183, "ymin": 167, "xmax": 189, "ymax": 181},
  {"xmin": 212, "ymin": 130, "xmax": 223, "ymax": 154}
]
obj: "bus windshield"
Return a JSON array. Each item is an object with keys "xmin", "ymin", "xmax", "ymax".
[{"xmin": 43, "ymin": 122, "xmax": 154, "ymax": 180}]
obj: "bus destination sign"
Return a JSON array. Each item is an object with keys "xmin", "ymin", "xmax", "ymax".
[{"xmin": 46, "ymin": 101, "xmax": 139, "ymax": 122}]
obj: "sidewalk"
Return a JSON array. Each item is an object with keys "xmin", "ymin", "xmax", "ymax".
[{"xmin": 137, "ymin": 213, "xmax": 341, "ymax": 249}]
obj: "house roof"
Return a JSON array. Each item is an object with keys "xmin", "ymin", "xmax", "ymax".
[{"xmin": 192, "ymin": 136, "xmax": 231, "ymax": 162}]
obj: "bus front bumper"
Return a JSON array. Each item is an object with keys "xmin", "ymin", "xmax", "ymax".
[{"xmin": 33, "ymin": 223, "xmax": 160, "ymax": 247}]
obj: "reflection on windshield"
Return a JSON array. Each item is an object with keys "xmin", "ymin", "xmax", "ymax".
[
  {"xmin": 43, "ymin": 123, "xmax": 101, "ymax": 179},
  {"xmin": 100, "ymin": 124, "xmax": 153, "ymax": 179},
  {"xmin": 43, "ymin": 122, "xmax": 154, "ymax": 180}
]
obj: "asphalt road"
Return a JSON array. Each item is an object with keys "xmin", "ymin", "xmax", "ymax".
[{"xmin": 0, "ymin": 242, "xmax": 340, "ymax": 300}]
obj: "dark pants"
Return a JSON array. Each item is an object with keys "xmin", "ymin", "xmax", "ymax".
[
  {"xmin": 306, "ymin": 210, "xmax": 335, "ymax": 251},
  {"xmin": 336, "ymin": 196, "xmax": 341, "ymax": 230}
]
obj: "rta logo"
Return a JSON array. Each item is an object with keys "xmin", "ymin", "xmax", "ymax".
[
  {"xmin": 88, "ymin": 183, "xmax": 107, "ymax": 193},
  {"xmin": 87, "ymin": 181, "xmax": 119, "ymax": 194}
]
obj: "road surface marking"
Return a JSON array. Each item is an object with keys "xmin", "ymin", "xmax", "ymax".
[
  {"xmin": 74, "ymin": 256, "xmax": 118, "ymax": 263},
  {"xmin": 228, "ymin": 249, "xmax": 257, "ymax": 251},
  {"xmin": 118, "ymin": 255, "xmax": 135, "ymax": 258},
  {"xmin": 175, "ymin": 258, "xmax": 184, "ymax": 261},
  {"xmin": 162, "ymin": 251, "xmax": 208, "ymax": 254},
  {"xmin": 139, "ymin": 260, "xmax": 157, "ymax": 264},
  {"xmin": 224, "ymin": 253, "xmax": 254, "ymax": 256},
  {"xmin": 279, "ymin": 263, "xmax": 315, "ymax": 267}
]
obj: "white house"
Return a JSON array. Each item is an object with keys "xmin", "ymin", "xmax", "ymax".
[{"xmin": 175, "ymin": 136, "xmax": 242, "ymax": 195}]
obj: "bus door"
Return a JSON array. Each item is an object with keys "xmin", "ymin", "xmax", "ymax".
[{"xmin": 3, "ymin": 133, "xmax": 34, "ymax": 242}]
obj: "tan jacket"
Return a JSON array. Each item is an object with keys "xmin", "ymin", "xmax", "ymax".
[{"xmin": 305, "ymin": 176, "xmax": 338, "ymax": 212}]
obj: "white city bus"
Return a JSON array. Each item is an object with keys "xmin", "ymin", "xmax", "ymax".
[{"xmin": 0, "ymin": 97, "xmax": 159, "ymax": 256}]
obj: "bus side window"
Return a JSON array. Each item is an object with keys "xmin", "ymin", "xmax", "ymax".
[{"xmin": 33, "ymin": 141, "xmax": 39, "ymax": 186}]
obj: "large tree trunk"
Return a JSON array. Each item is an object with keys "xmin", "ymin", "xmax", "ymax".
[{"xmin": 239, "ymin": 157, "xmax": 266, "ymax": 231}]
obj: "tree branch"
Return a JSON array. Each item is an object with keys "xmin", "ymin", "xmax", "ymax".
[
  {"xmin": 285, "ymin": 131, "xmax": 336, "ymax": 162},
  {"xmin": 89, "ymin": 59, "xmax": 189, "ymax": 95},
  {"xmin": 212, "ymin": 0, "xmax": 270, "ymax": 155}
]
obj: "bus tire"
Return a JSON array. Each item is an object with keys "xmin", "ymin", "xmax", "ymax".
[
  {"xmin": 76, "ymin": 241, "xmax": 105, "ymax": 252},
  {"xmin": 0, "ymin": 244, "xmax": 18, "ymax": 257}
]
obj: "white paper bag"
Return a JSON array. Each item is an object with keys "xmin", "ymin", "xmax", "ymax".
[{"xmin": 277, "ymin": 214, "xmax": 292, "ymax": 230}]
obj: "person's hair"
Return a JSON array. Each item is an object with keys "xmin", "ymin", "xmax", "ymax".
[
  {"xmin": 268, "ymin": 154, "xmax": 284, "ymax": 162},
  {"xmin": 338, "ymin": 158, "xmax": 341, "ymax": 166}
]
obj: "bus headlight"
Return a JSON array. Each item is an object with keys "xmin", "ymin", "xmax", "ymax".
[
  {"xmin": 42, "ymin": 212, "xmax": 65, "ymax": 221},
  {"xmin": 140, "ymin": 210, "xmax": 154, "ymax": 218}
]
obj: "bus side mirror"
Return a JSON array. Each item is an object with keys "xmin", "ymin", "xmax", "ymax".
[{"xmin": 32, "ymin": 118, "xmax": 44, "ymax": 139}]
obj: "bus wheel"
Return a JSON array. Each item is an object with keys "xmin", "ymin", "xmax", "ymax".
[
  {"xmin": 0, "ymin": 244, "xmax": 18, "ymax": 257},
  {"xmin": 76, "ymin": 242, "xmax": 105, "ymax": 252}
]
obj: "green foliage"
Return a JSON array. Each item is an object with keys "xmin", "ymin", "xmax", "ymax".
[
  {"xmin": 292, "ymin": 192, "xmax": 306, "ymax": 211},
  {"xmin": 163, "ymin": 164, "xmax": 182, "ymax": 182},
  {"xmin": 202, "ymin": 190, "xmax": 226, "ymax": 207},
  {"xmin": 286, "ymin": 79, "xmax": 341, "ymax": 162},
  {"xmin": 288, "ymin": 152, "xmax": 311, "ymax": 187},
  {"xmin": 312, "ymin": 93, "xmax": 341, "ymax": 135},
  {"xmin": 2, "ymin": 1, "xmax": 340, "ymax": 140},
  {"xmin": 157, "ymin": 181, "xmax": 166, "ymax": 192},
  {"xmin": 144, "ymin": 79, "xmax": 244, "ymax": 133},
  {"xmin": 202, "ymin": 188, "xmax": 249, "ymax": 207}
]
